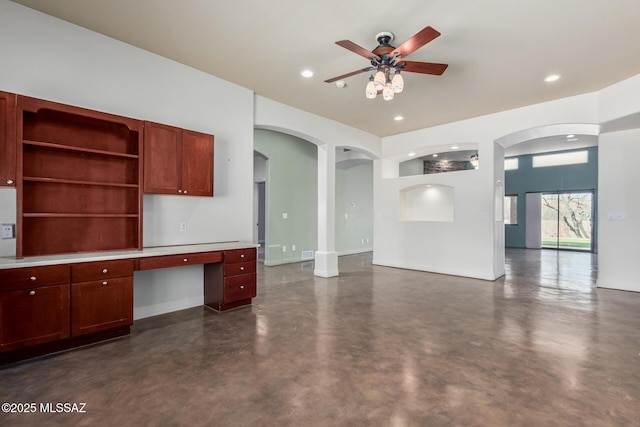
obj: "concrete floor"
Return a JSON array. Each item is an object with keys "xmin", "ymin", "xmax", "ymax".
[{"xmin": 2, "ymin": 249, "xmax": 640, "ymax": 426}]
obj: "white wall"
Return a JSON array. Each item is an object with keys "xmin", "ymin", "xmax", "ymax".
[
  {"xmin": 376, "ymin": 93, "xmax": 600, "ymax": 280},
  {"xmin": 597, "ymin": 129, "xmax": 640, "ymax": 292},
  {"xmin": 0, "ymin": 1, "xmax": 255, "ymax": 318}
]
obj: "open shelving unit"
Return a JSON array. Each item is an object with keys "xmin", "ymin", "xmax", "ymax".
[{"xmin": 17, "ymin": 97, "xmax": 143, "ymax": 257}]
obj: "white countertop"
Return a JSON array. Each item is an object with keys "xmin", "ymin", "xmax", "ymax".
[{"xmin": 0, "ymin": 241, "xmax": 259, "ymax": 269}]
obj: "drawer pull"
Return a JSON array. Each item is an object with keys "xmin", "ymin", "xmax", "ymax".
[
  {"xmin": 30, "ymin": 276, "xmax": 37, "ymax": 281},
  {"xmin": 102, "ymin": 281, "xmax": 108, "ymax": 286},
  {"xmin": 102, "ymin": 268, "xmax": 108, "ymax": 274},
  {"xmin": 29, "ymin": 290, "xmax": 36, "ymax": 296},
  {"xmin": 183, "ymin": 258, "xmax": 188, "ymax": 262}
]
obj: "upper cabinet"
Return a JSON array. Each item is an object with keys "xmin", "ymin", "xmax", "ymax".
[
  {"xmin": 16, "ymin": 96, "xmax": 143, "ymax": 257},
  {"xmin": 0, "ymin": 91, "xmax": 17, "ymax": 186},
  {"xmin": 143, "ymin": 121, "xmax": 214, "ymax": 197}
]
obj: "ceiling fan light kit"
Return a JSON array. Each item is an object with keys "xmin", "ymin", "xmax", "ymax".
[{"xmin": 325, "ymin": 25, "xmax": 448, "ymax": 101}]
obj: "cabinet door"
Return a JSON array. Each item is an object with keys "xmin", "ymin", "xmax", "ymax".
[
  {"xmin": 0, "ymin": 284, "xmax": 70, "ymax": 352},
  {"xmin": 71, "ymin": 277, "xmax": 133, "ymax": 336},
  {"xmin": 143, "ymin": 121, "xmax": 182, "ymax": 194},
  {"xmin": 0, "ymin": 91, "xmax": 17, "ymax": 187},
  {"xmin": 182, "ymin": 129, "xmax": 214, "ymax": 196}
]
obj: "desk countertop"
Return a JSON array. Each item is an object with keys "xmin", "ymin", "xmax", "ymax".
[{"xmin": 0, "ymin": 242, "xmax": 259, "ymax": 270}]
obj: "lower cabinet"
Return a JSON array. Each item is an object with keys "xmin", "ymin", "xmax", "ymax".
[
  {"xmin": 70, "ymin": 259, "xmax": 134, "ymax": 336},
  {"xmin": 204, "ymin": 248, "xmax": 257, "ymax": 312},
  {"xmin": 71, "ymin": 277, "xmax": 133, "ymax": 336},
  {"xmin": 0, "ymin": 284, "xmax": 70, "ymax": 352},
  {"xmin": 1, "ymin": 246, "xmax": 256, "ymax": 363}
]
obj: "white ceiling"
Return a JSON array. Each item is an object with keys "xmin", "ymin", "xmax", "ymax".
[{"xmin": 10, "ymin": 0, "xmax": 640, "ymax": 138}]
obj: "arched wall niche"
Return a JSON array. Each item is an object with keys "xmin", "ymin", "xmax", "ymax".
[{"xmin": 399, "ymin": 183, "xmax": 455, "ymax": 222}]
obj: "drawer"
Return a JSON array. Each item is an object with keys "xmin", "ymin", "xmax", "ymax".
[
  {"xmin": 224, "ymin": 260, "xmax": 256, "ymax": 277},
  {"xmin": 224, "ymin": 248, "xmax": 256, "ymax": 264},
  {"xmin": 72, "ymin": 259, "xmax": 134, "ymax": 282},
  {"xmin": 138, "ymin": 251, "xmax": 223, "ymax": 271},
  {"xmin": 0, "ymin": 264, "xmax": 70, "ymax": 291},
  {"xmin": 223, "ymin": 273, "xmax": 256, "ymax": 303}
]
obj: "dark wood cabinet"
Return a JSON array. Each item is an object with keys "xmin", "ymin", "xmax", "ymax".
[
  {"xmin": 16, "ymin": 96, "xmax": 143, "ymax": 257},
  {"xmin": 0, "ymin": 91, "xmax": 17, "ymax": 186},
  {"xmin": 143, "ymin": 121, "xmax": 214, "ymax": 196},
  {"xmin": 0, "ymin": 265, "xmax": 71, "ymax": 352},
  {"xmin": 70, "ymin": 260, "xmax": 134, "ymax": 336},
  {"xmin": 204, "ymin": 248, "xmax": 257, "ymax": 312},
  {"xmin": 138, "ymin": 251, "xmax": 222, "ymax": 270}
]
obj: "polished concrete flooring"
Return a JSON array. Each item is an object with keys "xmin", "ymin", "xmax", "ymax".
[{"xmin": 2, "ymin": 249, "xmax": 640, "ymax": 426}]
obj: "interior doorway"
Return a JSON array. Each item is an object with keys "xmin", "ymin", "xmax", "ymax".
[{"xmin": 540, "ymin": 191, "xmax": 594, "ymax": 252}]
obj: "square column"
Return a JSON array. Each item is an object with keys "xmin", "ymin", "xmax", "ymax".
[{"xmin": 314, "ymin": 144, "xmax": 338, "ymax": 277}]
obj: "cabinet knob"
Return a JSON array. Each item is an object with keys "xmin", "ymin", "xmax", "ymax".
[
  {"xmin": 240, "ymin": 285, "xmax": 245, "ymax": 289},
  {"xmin": 240, "ymin": 254, "xmax": 245, "ymax": 258},
  {"xmin": 178, "ymin": 190, "xmax": 183, "ymax": 193},
  {"xmin": 6, "ymin": 179, "xmax": 14, "ymax": 185},
  {"xmin": 184, "ymin": 190, "xmax": 188, "ymax": 194},
  {"xmin": 183, "ymin": 258, "xmax": 188, "ymax": 262},
  {"xmin": 102, "ymin": 281, "xmax": 108, "ymax": 286},
  {"xmin": 30, "ymin": 276, "xmax": 37, "ymax": 281},
  {"xmin": 29, "ymin": 290, "xmax": 36, "ymax": 296},
  {"xmin": 240, "ymin": 266, "xmax": 245, "ymax": 271},
  {"xmin": 102, "ymin": 268, "xmax": 108, "ymax": 274}
]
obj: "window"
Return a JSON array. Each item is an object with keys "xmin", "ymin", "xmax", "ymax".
[
  {"xmin": 504, "ymin": 195, "xmax": 518, "ymax": 225},
  {"xmin": 504, "ymin": 158, "xmax": 519, "ymax": 171},
  {"xmin": 532, "ymin": 150, "xmax": 588, "ymax": 168}
]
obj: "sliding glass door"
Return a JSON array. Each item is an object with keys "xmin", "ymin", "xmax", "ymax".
[{"xmin": 541, "ymin": 192, "xmax": 593, "ymax": 251}]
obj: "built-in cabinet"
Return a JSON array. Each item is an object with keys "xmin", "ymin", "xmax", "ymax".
[
  {"xmin": 143, "ymin": 121, "xmax": 214, "ymax": 196},
  {"xmin": 0, "ymin": 91, "xmax": 17, "ymax": 186},
  {"xmin": 0, "ymin": 265, "xmax": 71, "ymax": 352},
  {"xmin": 17, "ymin": 96, "xmax": 143, "ymax": 257},
  {"xmin": 1, "ymin": 245, "xmax": 257, "ymax": 364},
  {"xmin": 0, "ymin": 91, "xmax": 243, "ymax": 366},
  {"xmin": 205, "ymin": 248, "xmax": 257, "ymax": 312},
  {"xmin": 70, "ymin": 259, "xmax": 134, "ymax": 336}
]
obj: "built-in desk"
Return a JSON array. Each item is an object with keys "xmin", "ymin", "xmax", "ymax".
[{"xmin": 0, "ymin": 242, "xmax": 258, "ymax": 365}]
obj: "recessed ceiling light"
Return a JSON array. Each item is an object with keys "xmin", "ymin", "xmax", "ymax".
[
  {"xmin": 394, "ymin": 115, "xmax": 404, "ymax": 121},
  {"xmin": 335, "ymin": 80, "xmax": 346, "ymax": 88},
  {"xmin": 408, "ymin": 152, "xmax": 416, "ymax": 157},
  {"xmin": 300, "ymin": 69, "xmax": 314, "ymax": 78},
  {"xmin": 451, "ymin": 145, "xmax": 459, "ymax": 150},
  {"xmin": 544, "ymin": 74, "xmax": 561, "ymax": 83},
  {"xmin": 432, "ymin": 154, "xmax": 438, "ymax": 158},
  {"xmin": 566, "ymin": 134, "xmax": 575, "ymax": 138}
]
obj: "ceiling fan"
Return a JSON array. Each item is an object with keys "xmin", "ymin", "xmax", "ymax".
[{"xmin": 325, "ymin": 26, "xmax": 448, "ymax": 100}]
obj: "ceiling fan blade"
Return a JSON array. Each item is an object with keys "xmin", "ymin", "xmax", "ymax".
[
  {"xmin": 401, "ymin": 60, "xmax": 448, "ymax": 75},
  {"xmin": 391, "ymin": 26, "xmax": 441, "ymax": 58},
  {"xmin": 324, "ymin": 67, "xmax": 375, "ymax": 83},
  {"xmin": 335, "ymin": 40, "xmax": 381, "ymax": 61}
]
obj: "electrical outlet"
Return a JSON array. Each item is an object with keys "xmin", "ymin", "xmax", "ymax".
[
  {"xmin": 1, "ymin": 224, "xmax": 15, "ymax": 239},
  {"xmin": 282, "ymin": 245, "xmax": 287, "ymax": 253},
  {"xmin": 292, "ymin": 244, "xmax": 296, "ymax": 251},
  {"xmin": 179, "ymin": 222, "xmax": 188, "ymax": 232}
]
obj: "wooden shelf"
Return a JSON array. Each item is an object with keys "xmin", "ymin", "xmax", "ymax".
[
  {"xmin": 23, "ymin": 213, "xmax": 139, "ymax": 218},
  {"xmin": 23, "ymin": 176, "xmax": 139, "ymax": 188},
  {"xmin": 17, "ymin": 95, "xmax": 143, "ymax": 257},
  {"xmin": 23, "ymin": 139, "xmax": 139, "ymax": 159}
]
